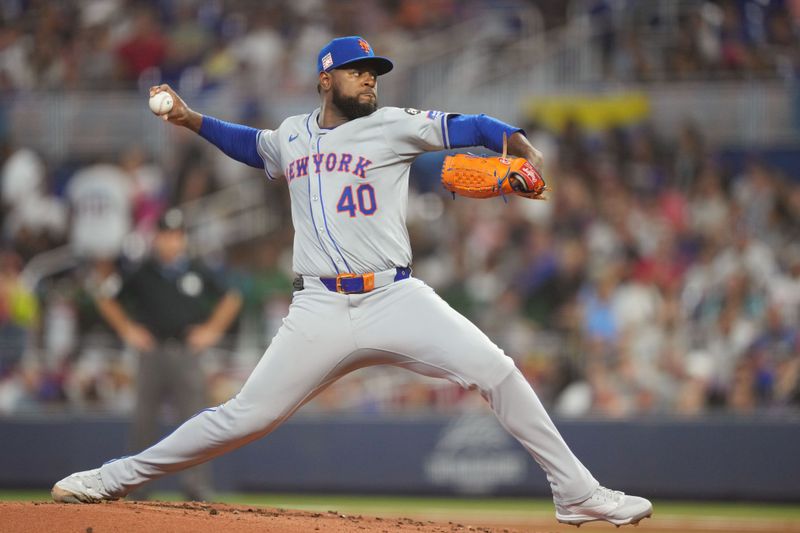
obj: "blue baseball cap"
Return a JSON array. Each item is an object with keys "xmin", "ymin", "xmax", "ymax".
[{"xmin": 317, "ymin": 36, "xmax": 393, "ymax": 76}]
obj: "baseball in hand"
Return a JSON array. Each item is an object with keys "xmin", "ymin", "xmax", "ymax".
[{"xmin": 149, "ymin": 92, "xmax": 173, "ymax": 115}]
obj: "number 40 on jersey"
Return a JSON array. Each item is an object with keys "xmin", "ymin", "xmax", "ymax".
[{"xmin": 337, "ymin": 184, "xmax": 377, "ymax": 217}]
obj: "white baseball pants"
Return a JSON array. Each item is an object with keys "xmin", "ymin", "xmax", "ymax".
[{"xmin": 100, "ymin": 277, "xmax": 598, "ymax": 504}]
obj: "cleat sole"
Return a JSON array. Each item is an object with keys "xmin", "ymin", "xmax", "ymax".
[{"xmin": 557, "ymin": 510, "xmax": 652, "ymax": 528}]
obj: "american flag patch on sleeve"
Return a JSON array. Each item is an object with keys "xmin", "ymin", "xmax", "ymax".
[{"xmin": 322, "ymin": 52, "xmax": 333, "ymax": 70}]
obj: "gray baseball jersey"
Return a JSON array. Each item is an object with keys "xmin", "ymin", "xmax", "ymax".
[{"xmin": 257, "ymin": 106, "xmax": 448, "ymax": 276}]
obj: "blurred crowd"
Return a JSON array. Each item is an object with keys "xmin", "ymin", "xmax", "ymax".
[
  {"xmin": 0, "ymin": 113, "xmax": 797, "ymax": 419},
  {"xmin": 0, "ymin": 0, "xmax": 796, "ymax": 420},
  {"xmin": 1, "ymin": 0, "xmax": 797, "ymax": 96},
  {"xmin": 426, "ymin": 119, "xmax": 800, "ymax": 419},
  {"xmin": 585, "ymin": 0, "xmax": 800, "ymax": 81},
  {"xmin": 0, "ymin": 0, "xmax": 503, "ymax": 94}
]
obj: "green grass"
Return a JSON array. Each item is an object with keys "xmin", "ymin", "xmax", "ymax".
[
  {"xmin": 0, "ymin": 490, "xmax": 50, "ymax": 502},
  {"xmin": 3, "ymin": 490, "xmax": 799, "ymax": 521}
]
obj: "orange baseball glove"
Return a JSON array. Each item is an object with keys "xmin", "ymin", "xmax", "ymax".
[
  {"xmin": 441, "ymin": 152, "xmax": 546, "ymax": 200},
  {"xmin": 441, "ymin": 132, "xmax": 546, "ymax": 200}
]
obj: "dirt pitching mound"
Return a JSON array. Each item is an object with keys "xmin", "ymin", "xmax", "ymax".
[{"xmin": 0, "ymin": 500, "xmax": 520, "ymax": 533}]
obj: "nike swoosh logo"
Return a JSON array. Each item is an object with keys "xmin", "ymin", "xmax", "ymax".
[{"xmin": 289, "ymin": 133, "xmax": 299, "ymax": 142}]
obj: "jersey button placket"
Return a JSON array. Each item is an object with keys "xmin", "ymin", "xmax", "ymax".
[
  {"xmin": 308, "ymin": 138, "xmax": 334, "ymax": 270},
  {"xmin": 311, "ymin": 132, "xmax": 349, "ymax": 274},
  {"xmin": 312, "ymin": 144, "xmax": 323, "ymax": 236}
]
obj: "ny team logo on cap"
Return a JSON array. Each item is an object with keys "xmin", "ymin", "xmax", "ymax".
[{"xmin": 317, "ymin": 36, "xmax": 394, "ymax": 75}]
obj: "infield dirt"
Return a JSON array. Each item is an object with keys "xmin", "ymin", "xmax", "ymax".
[
  {"xmin": 0, "ymin": 500, "xmax": 796, "ymax": 533},
  {"xmin": 2, "ymin": 500, "xmax": 507, "ymax": 532}
]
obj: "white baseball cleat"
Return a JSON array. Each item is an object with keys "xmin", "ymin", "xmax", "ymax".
[
  {"xmin": 555, "ymin": 486, "xmax": 653, "ymax": 527},
  {"xmin": 51, "ymin": 468, "xmax": 117, "ymax": 503}
]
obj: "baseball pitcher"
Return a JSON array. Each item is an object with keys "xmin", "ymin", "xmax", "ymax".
[{"xmin": 52, "ymin": 36, "xmax": 652, "ymax": 527}]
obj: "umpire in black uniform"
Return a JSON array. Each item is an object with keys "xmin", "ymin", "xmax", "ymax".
[{"xmin": 96, "ymin": 208, "xmax": 242, "ymax": 501}]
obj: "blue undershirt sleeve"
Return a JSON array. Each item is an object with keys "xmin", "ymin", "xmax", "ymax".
[
  {"xmin": 445, "ymin": 114, "xmax": 524, "ymax": 154},
  {"xmin": 198, "ymin": 116, "xmax": 263, "ymax": 169}
]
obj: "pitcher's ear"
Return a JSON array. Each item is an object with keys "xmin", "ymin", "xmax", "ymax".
[{"xmin": 319, "ymin": 71, "xmax": 332, "ymax": 92}]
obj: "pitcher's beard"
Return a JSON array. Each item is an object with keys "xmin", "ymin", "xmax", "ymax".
[{"xmin": 332, "ymin": 86, "xmax": 377, "ymax": 120}]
